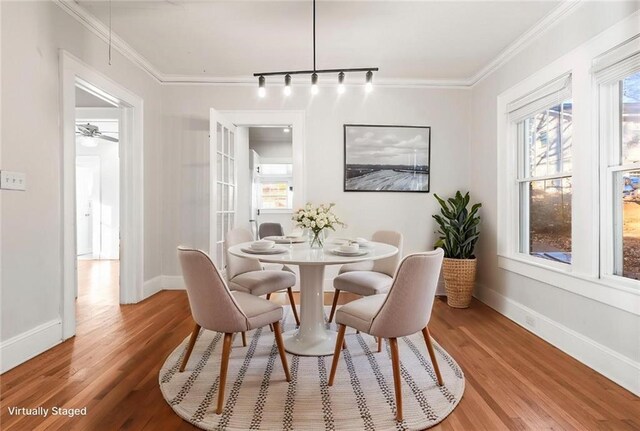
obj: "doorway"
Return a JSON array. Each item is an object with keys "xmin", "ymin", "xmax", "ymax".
[
  {"xmin": 61, "ymin": 51, "xmax": 144, "ymax": 340},
  {"xmin": 208, "ymin": 110, "xmax": 305, "ymax": 270},
  {"xmin": 247, "ymin": 126, "xmax": 295, "ymax": 238},
  {"xmin": 75, "ymin": 90, "xmax": 121, "ymax": 310}
]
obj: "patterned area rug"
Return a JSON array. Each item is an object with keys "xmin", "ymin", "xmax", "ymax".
[{"xmin": 159, "ymin": 307, "xmax": 465, "ymax": 430}]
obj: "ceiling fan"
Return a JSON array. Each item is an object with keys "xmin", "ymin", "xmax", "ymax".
[{"xmin": 76, "ymin": 123, "xmax": 119, "ymax": 143}]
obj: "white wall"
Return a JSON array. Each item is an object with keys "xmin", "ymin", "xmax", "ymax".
[
  {"xmin": 0, "ymin": 1, "xmax": 163, "ymax": 353},
  {"xmin": 161, "ymin": 85, "xmax": 471, "ymax": 277},
  {"xmin": 249, "ymin": 139, "xmax": 292, "ymax": 160},
  {"xmin": 469, "ymin": 1, "xmax": 640, "ymax": 393}
]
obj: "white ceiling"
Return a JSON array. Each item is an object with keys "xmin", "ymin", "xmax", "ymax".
[
  {"xmin": 75, "ymin": 0, "xmax": 562, "ymax": 84},
  {"xmin": 249, "ymin": 126, "xmax": 293, "ymax": 143}
]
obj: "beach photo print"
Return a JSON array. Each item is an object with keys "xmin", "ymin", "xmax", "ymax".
[{"xmin": 343, "ymin": 124, "xmax": 431, "ymax": 192}]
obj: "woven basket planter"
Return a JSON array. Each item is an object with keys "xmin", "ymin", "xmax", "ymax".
[{"xmin": 442, "ymin": 257, "xmax": 477, "ymax": 308}]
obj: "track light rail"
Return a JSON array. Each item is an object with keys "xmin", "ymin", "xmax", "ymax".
[
  {"xmin": 254, "ymin": 0, "xmax": 378, "ymax": 95},
  {"xmin": 253, "ymin": 68, "xmax": 379, "ymax": 77}
]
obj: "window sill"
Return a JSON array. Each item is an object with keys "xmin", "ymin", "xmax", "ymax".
[
  {"xmin": 259, "ymin": 209, "xmax": 293, "ymax": 215},
  {"xmin": 509, "ymin": 252, "xmax": 573, "ymax": 271},
  {"xmin": 497, "ymin": 254, "xmax": 640, "ymax": 316}
]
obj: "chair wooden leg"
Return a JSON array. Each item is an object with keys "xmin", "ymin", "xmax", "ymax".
[
  {"xmin": 241, "ymin": 331, "xmax": 247, "ymax": 347},
  {"xmin": 179, "ymin": 324, "xmax": 201, "ymax": 372},
  {"xmin": 377, "ymin": 337, "xmax": 382, "ymax": 353},
  {"xmin": 328, "ymin": 289, "xmax": 340, "ymax": 323},
  {"xmin": 216, "ymin": 333, "xmax": 233, "ymax": 414},
  {"xmin": 287, "ymin": 287, "xmax": 301, "ymax": 326},
  {"xmin": 272, "ymin": 321, "xmax": 291, "ymax": 382},
  {"xmin": 266, "ymin": 293, "xmax": 274, "ymax": 332},
  {"xmin": 328, "ymin": 324, "xmax": 347, "ymax": 386},
  {"xmin": 422, "ymin": 327, "xmax": 443, "ymax": 386},
  {"xmin": 389, "ymin": 337, "xmax": 403, "ymax": 422}
]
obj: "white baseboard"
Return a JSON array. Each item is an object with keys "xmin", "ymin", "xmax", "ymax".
[
  {"xmin": 475, "ymin": 284, "xmax": 640, "ymax": 396},
  {"xmin": 0, "ymin": 319, "xmax": 62, "ymax": 374},
  {"xmin": 143, "ymin": 275, "xmax": 185, "ymax": 299},
  {"xmin": 162, "ymin": 275, "xmax": 185, "ymax": 290},
  {"xmin": 142, "ymin": 275, "xmax": 163, "ymax": 299}
]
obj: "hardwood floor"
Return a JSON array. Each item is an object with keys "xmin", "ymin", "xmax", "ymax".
[{"xmin": 1, "ymin": 261, "xmax": 638, "ymax": 430}]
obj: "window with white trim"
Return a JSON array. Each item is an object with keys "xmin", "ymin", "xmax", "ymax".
[
  {"xmin": 256, "ymin": 163, "xmax": 293, "ymax": 211},
  {"xmin": 497, "ymin": 23, "xmax": 640, "ymax": 311},
  {"xmin": 509, "ymin": 75, "xmax": 573, "ymax": 264},
  {"xmin": 596, "ymin": 41, "xmax": 640, "ymax": 283}
]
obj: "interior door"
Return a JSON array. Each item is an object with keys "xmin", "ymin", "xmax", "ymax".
[
  {"xmin": 76, "ymin": 166, "xmax": 94, "ymax": 256},
  {"xmin": 209, "ymin": 109, "xmax": 237, "ymax": 270}
]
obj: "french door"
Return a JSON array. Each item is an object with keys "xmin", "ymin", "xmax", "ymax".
[{"xmin": 209, "ymin": 109, "xmax": 237, "ymax": 270}]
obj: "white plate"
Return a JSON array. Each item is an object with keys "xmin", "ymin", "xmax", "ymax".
[
  {"xmin": 328, "ymin": 238, "xmax": 372, "ymax": 248},
  {"xmin": 241, "ymin": 247, "xmax": 288, "ymax": 255},
  {"xmin": 327, "ymin": 238, "xmax": 350, "ymax": 245},
  {"xmin": 329, "ymin": 248, "xmax": 370, "ymax": 257},
  {"xmin": 264, "ymin": 236, "xmax": 306, "ymax": 244}
]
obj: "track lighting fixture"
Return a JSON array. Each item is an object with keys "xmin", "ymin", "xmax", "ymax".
[
  {"xmin": 254, "ymin": 0, "xmax": 377, "ymax": 97},
  {"xmin": 337, "ymin": 72, "xmax": 345, "ymax": 94},
  {"xmin": 284, "ymin": 74, "xmax": 292, "ymax": 96},
  {"xmin": 365, "ymin": 70, "xmax": 373, "ymax": 93}
]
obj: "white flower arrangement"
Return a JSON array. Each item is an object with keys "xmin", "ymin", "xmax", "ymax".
[{"xmin": 292, "ymin": 203, "xmax": 345, "ymax": 246}]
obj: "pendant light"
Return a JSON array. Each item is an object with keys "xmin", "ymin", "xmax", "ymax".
[{"xmin": 254, "ymin": 0, "xmax": 378, "ymax": 96}]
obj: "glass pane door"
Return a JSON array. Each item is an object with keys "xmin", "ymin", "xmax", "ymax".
[{"xmin": 210, "ymin": 110, "xmax": 236, "ymax": 269}]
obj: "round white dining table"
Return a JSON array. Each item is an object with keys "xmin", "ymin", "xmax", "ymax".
[{"xmin": 227, "ymin": 241, "xmax": 398, "ymax": 356}]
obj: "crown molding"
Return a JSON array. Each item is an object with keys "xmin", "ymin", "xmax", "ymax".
[
  {"xmin": 53, "ymin": 0, "xmax": 164, "ymax": 83},
  {"xmin": 469, "ymin": 0, "xmax": 583, "ymax": 86},
  {"xmin": 53, "ymin": 0, "xmax": 584, "ymax": 89}
]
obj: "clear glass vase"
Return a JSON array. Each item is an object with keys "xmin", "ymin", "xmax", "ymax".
[{"xmin": 310, "ymin": 229, "xmax": 325, "ymax": 249}]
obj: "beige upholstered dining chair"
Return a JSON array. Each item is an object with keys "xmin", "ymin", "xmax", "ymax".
[
  {"xmin": 177, "ymin": 247, "xmax": 291, "ymax": 414},
  {"xmin": 256, "ymin": 222, "xmax": 297, "ymax": 275},
  {"xmin": 258, "ymin": 222, "xmax": 284, "ymax": 239},
  {"xmin": 328, "ymin": 249, "xmax": 445, "ymax": 422},
  {"xmin": 225, "ymin": 227, "xmax": 300, "ymax": 325},
  {"xmin": 328, "ymin": 230, "xmax": 403, "ymax": 324}
]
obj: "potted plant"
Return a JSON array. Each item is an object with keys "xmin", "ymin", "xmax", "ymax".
[{"xmin": 432, "ymin": 191, "xmax": 482, "ymax": 308}]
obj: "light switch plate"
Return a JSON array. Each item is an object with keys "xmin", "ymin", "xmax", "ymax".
[{"xmin": 0, "ymin": 171, "xmax": 27, "ymax": 191}]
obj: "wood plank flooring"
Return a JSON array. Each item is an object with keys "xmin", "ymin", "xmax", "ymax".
[{"xmin": 1, "ymin": 260, "xmax": 638, "ymax": 430}]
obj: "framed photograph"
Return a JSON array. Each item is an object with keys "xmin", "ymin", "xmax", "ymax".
[{"xmin": 344, "ymin": 124, "xmax": 431, "ymax": 192}]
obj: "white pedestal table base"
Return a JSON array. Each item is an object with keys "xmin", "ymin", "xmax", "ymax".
[{"xmin": 282, "ymin": 265, "xmax": 336, "ymax": 356}]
